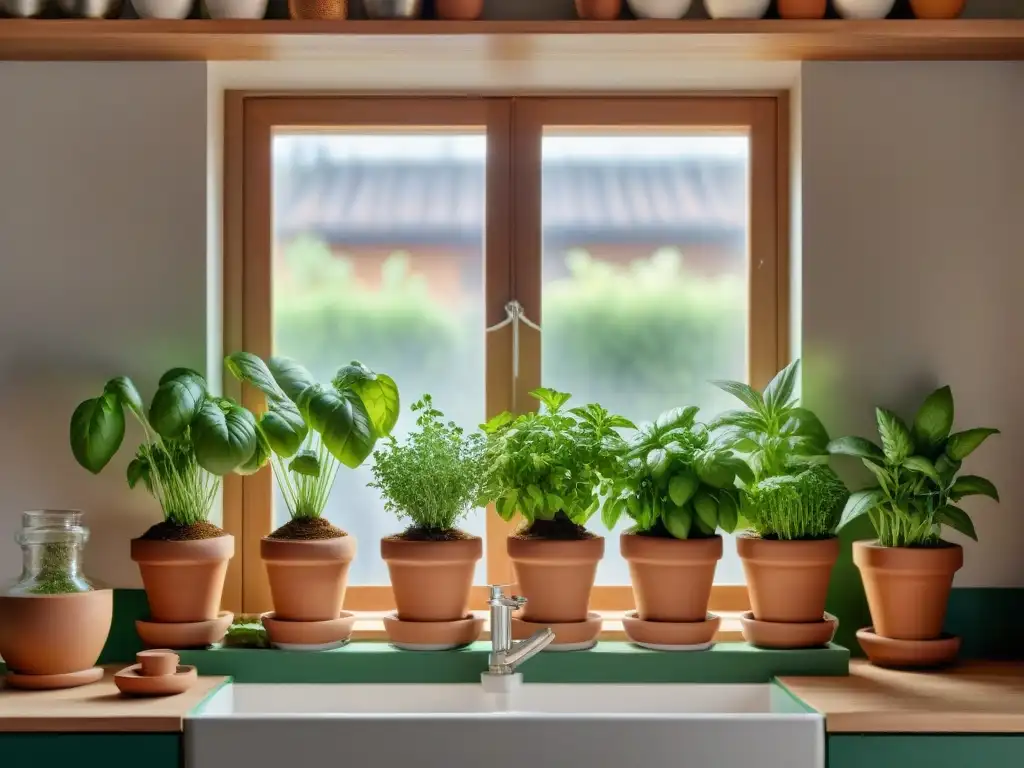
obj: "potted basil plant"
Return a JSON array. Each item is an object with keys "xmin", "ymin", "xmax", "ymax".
[
  {"xmin": 603, "ymin": 405, "xmax": 747, "ymax": 648},
  {"xmin": 480, "ymin": 389, "xmax": 633, "ymax": 647},
  {"xmin": 225, "ymin": 352, "xmax": 398, "ymax": 636},
  {"xmin": 828, "ymin": 385, "xmax": 999, "ymax": 664},
  {"xmin": 70, "ymin": 369, "xmax": 260, "ymax": 646}
]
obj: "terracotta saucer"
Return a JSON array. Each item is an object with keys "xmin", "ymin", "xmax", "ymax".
[
  {"xmin": 4, "ymin": 666, "xmax": 104, "ymax": 691},
  {"xmin": 136, "ymin": 611, "xmax": 234, "ymax": 649},
  {"xmin": 623, "ymin": 611, "xmax": 720, "ymax": 651},
  {"xmin": 857, "ymin": 627, "xmax": 961, "ymax": 669},
  {"xmin": 512, "ymin": 611, "xmax": 602, "ymax": 651},
  {"xmin": 262, "ymin": 611, "xmax": 355, "ymax": 651},
  {"xmin": 741, "ymin": 611, "xmax": 839, "ymax": 650},
  {"xmin": 114, "ymin": 664, "xmax": 198, "ymax": 697},
  {"xmin": 384, "ymin": 613, "xmax": 484, "ymax": 651}
]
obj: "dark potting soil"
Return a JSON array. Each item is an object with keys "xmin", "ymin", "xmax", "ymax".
[
  {"xmin": 386, "ymin": 527, "xmax": 477, "ymax": 543},
  {"xmin": 268, "ymin": 517, "xmax": 347, "ymax": 540},
  {"xmin": 140, "ymin": 520, "xmax": 226, "ymax": 541},
  {"xmin": 513, "ymin": 515, "xmax": 597, "ymax": 541}
]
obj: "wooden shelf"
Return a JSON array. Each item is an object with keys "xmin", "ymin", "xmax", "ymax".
[{"xmin": 1, "ymin": 19, "xmax": 1023, "ymax": 62}]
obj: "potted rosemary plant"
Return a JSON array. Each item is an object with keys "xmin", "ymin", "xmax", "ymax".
[
  {"xmin": 711, "ymin": 359, "xmax": 845, "ymax": 639},
  {"xmin": 370, "ymin": 395, "xmax": 487, "ymax": 649},
  {"xmin": 480, "ymin": 389, "xmax": 633, "ymax": 647},
  {"xmin": 829, "ymin": 385, "xmax": 999, "ymax": 666},
  {"xmin": 603, "ymin": 405, "xmax": 746, "ymax": 649},
  {"xmin": 71, "ymin": 369, "xmax": 260, "ymax": 647},
  {"xmin": 225, "ymin": 352, "xmax": 398, "ymax": 637}
]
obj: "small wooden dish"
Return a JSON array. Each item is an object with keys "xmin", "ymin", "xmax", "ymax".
[
  {"xmin": 136, "ymin": 611, "xmax": 234, "ymax": 649},
  {"xmin": 857, "ymin": 627, "xmax": 961, "ymax": 669},
  {"xmin": 262, "ymin": 611, "xmax": 356, "ymax": 650},
  {"xmin": 5, "ymin": 666, "xmax": 104, "ymax": 691},
  {"xmin": 623, "ymin": 611, "xmax": 720, "ymax": 650},
  {"xmin": 115, "ymin": 664, "xmax": 198, "ymax": 697},
  {"xmin": 741, "ymin": 611, "xmax": 838, "ymax": 650},
  {"xmin": 383, "ymin": 613, "xmax": 484, "ymax": 650},
  {"xmin": 512, "ymin": 611, "xmax": 602, "ymax": 651}
]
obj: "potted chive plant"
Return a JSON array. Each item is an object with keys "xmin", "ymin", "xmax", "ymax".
[
  {"xmin": 828, "ymin": 385, "xmax": 999, "ymax": 667},
  {"xmin": 480, "ymin": 389, "xmax": 633, "ymax": 650},
  {"xmin": 225, "ymin": 352, "xmax": 398, "ymax": 650},
  {"xmin": 70, "ymin": 369, "xmax": 260, "ymax": 648},
  {"xmin": 711, "ymin": 359, "xmax": 847, "ymax": 648},
  {"xmin": 370, "ymin": 395, "xmax": 488, "ymax": 650},
  {"xmin": 603, "ymin": 405, "xmax": 746, "ymax": 650}
]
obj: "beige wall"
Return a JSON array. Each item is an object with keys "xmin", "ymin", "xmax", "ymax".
[
  {"xmin": 0, "ymin": 63, "xmax": 209, "ymax": 589},
  {"xmin": 799, "ymin": 61, "xmax": 1024, "ymax": 588}
]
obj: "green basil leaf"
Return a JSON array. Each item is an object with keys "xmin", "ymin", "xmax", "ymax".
[
  {"xmin": 949, "ymin": 475, "xmax": 999, "ymax": 503},
  {"xmin": 528, "ymin": 387, "xmax": 572, "ymax": 413},
  {"xmin": 784, "ymin": 407, "xmax": 830, "ymax": 452},
  {"xmin": 707, "ymin": 409, "xmax": 768, "ymax": 434},
  {"xmin": 946, "ymin": 428, "xmax": 999, "ymax": 462},
  {"xmin": 289, "ymin": 450, "xmax": 321, "ymax": 478},
  {"xmin": 711, "ymin": 379, "xmax": 765, "ymax": 414},
  {"xmin": 148, "ymin": 375, "xmax": 206, "ymax": 439},
  {"xmin": 668, "ymin": 471, "xmax": 700, "ymax": 507},
  {"xmin": 663, "ymin": 502, "xmax": 692, "ymax": 540},
  {"xmin": 306, "ymin": 388, "xmax": 376, "ymax": 469},
  {"xmin": 935, "ymin": 454, "xmax": 963, "ymax": 486},
  {"xmin": 225, "ymin": 351, "xmax": 286, "ymax": 400},
  {"xmin": 496, "ymin": 491, "xmax": 518, "ymax": 521},
  {"xmin": 126, "ymin": 455, "xmax": 152, "ymax": 492},
  {"xmin": 103, "ymin": 376, "xmax": 144, "ymax": 418},
  {"xmin": 763, "ymin": 359, "xmax": 800, "ymax": 413},
  {"xmin": 481, "ymin": 411, "xmax": 514, "ymax": 435},
  {"xmin": 70, "ymin": 394, "xmax": 125, "ymax": 474},
  {"xmin": 267, "ymin": 356, "xmax": 318, "ymax": 403},
  {"xmin": 646, "ymin": 448, "xmax": 671, "ymax": 480},
  {"xmin": 828, "ymin": 435, "xmax": 885, "ymax": 463},
  {"xmin": 903, "ymin": 455, "xmax": 941, "ymax": 485},
  {"xmin": 192, "ymin": 399, "xmax": 259, "ymax": 476},
  {"xmin": 717, "ymin": 491, "xmax": 739, "ymax": 533},
  {"xmin": 258, "ymin": 400, "xmax": 308, "ymax": 459},
  {"xmin": 837, "ymin": 488, "xmax": 885, "ymax": 532},
  {"xmin": 159, "ymin": 367, "xmax": 205, "ymax": 388},
  {"xmin": 695, "ymin": 452, "xmax": 736, "ymax": 490},
  {"xmin": 912, "ymin": 385, "xmax": 954, "ymax": 457},
  {"xmin": 693, "ymin": 490, "xmax": 719, "ymax": 532},
  {"xmin": 606, "ymin": 415, "xmax": 638, "ymax": 430},
  {"xmin": 655, "ymin": 406, "xmax": 699, "ymax": 434},
  {"xmin": 237, "ymin": 428, "xmax": 271, "ymax": 476},
  {"xmin": 602, "ymin": 497, "xmax": 625, "ymax": 530},
  {"xmin": 876, "ymin": 408, "xmax": 913, "ymax": 464},
  {"xmin": 333, "ymin": 362, "xmax": 400, "ymax": 437},
  {"xmin": 936, "ymin": 505, "xmax": 978, "ymax": 541}
]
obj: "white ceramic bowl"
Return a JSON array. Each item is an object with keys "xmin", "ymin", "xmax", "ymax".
[
  {"xmin": 132, "ymin": 0, "xmax": 192, "ymax": 17},
  {"xmin": 627, "ymin": 0, "xmax": 693, "ymax": 19},
  {"xmin": 203, "ymin": 0, "xmax": 267, "ymax": 18},
  {"xmin": 703, "ymin": 0, "xmax": 770, "ymax": 19},
  {"xmin": 832, "ymin": 0, "xmax": 896, "ymax": 19}
]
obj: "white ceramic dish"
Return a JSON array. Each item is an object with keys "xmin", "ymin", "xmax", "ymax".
[{"xmin": 627, "ymin": 0, "xmax": 693, "ymax": 18}]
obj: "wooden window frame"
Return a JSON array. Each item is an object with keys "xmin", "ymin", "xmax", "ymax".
[{"xmin": 223, "ymin": 92, "xmax": 788, "ymax": 618}]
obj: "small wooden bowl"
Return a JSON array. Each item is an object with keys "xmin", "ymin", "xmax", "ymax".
[
  {"xmin": 136, "ymin": 611, "xmax": 233, "ymax": 649},
  {"xmin": 623, "ymin": 611, "xmax": 720, "ymax": 650},
  {"xmin": 512, "ymin": 611, "xmax": 602, "ymax": 651},
  {"xmin": 857, "ymin": 627, "xmax": 961, "ymax": 669},
  {"xmin": 740, "ymin": 611, "xmax": 838, "ymax": 650},
  {"xmin": 383, "ymin": 613, "xmax": 484, "ymax": 650},
  {"xmin": 262, "ymin": 611, "xmax": 355, "ymax": 650},
  {"xmin": 115, "ymin": 665, "xmax": 198, "ymax": 697}
]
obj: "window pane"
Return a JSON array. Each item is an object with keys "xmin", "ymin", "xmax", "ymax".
[
  {"xmin": 272, "ymin": 133, "xmax": 487, "ymax": 586},
  {"xmin": 540, "ymin": 133, "xmax": 750, "ymax": 585}
]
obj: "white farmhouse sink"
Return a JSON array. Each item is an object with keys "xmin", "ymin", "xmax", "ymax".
[{"xmin": 187, "ymin": 682, "xmax": 823, "ymax": 768}]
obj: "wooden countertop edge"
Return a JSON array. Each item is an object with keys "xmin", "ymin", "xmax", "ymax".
[
  {"xmin": 0, "ymin": 716, "xmax": 187, "ymax": 734},
  {"xmin": 825, "ymin": 712, "xmax": 1024, "ymax": 734}
]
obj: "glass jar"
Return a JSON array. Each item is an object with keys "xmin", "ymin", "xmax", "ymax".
[{"xmin": 4, "ymin": 510, "xmax": 101, "ymax": 596}]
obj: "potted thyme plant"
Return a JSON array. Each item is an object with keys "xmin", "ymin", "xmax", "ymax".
[
  {"xmin": 828, "ymin": 385, "xmax": 999, "ymax": 665},
  {"xmin": 480, "ymin": 389, "xmax": 633, "ymax": 644},
  {"xmin": 225, "ymin": 352, "xmax": 399, "ymax": 628},
  {"xmin": 603, "ymin": 405, "xmax": 746, "ymax": 648},
  {"xmin": 71, "ymin": 369, "xmax": 260, "ymax": 646},
  {"xmin": 370, "ymin": 395, "xmax": 488, "ymax": 648},
  {"xmin": 711, "ymin": 359, "xmax": 845, "ymax": 636}
]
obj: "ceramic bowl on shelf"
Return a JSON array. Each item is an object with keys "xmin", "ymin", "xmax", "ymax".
[
  {"xmin": 1, "ymin": 0, "xmax": 53, "ymax": 17},
  {"xmin": 363, "ymin": 0, "xmax": 421, "ymax": 18},
  {"xmin": 627, "ymin": 0, "xmax": 692, "ymax": 19},
  {"xmin": 57, "ymin": 0, "xmax": 122, "ymax": 17},
  {"xmin": 203, "ymin": 0, "xmax": 267, "ymax": 18},
  {"xmin": 832, "ymin": 0, "xmax": 896, "ymax": 19},
  {"xmin": 132, "ymin": 0, "xmax": 192, "ymax": 18},
  {"xmin": 703, "ymin": 0, "xmax": 770, "ymax": 19}
]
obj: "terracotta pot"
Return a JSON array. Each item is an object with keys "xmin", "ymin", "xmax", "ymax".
[
  {"xmin": 909, "ymin": 0, "xmax": 965, "ymax": 19},
  {"xmin": 261, "ymin": 534, "xmax": 356, "ymax": 622},
  {"xmin": 508, "ymin": 536, "xmax": 604, "ymax": 623},
  {"xmin": 288, "ymin": 0, "xmax": 346, "ymax": 19},
  {"xmin": 575, "ymin": 0, "xmax": 622, "ymax": 20},
  {"xmin": 777, "ymin": 0, "xmax": 826, "ymax": 19},
  {"xmin": 131, "ymin": 535, "xmax": 233, "ymax": 624},
  {"xmin": 737, "ymin": 534, "xmax": 839, "ymax": 623},
  {"xmin": 435, "ymin": 0, "xmax": 483, "ymax": 19},
  {"xmin": 621, "ymin": 533, "xmax": 722, "ymax": 622},
  {"xmin": 0, "ymin": 590, "xmax": 112, "ymax": 675},
  {"xmin": 853, "ymin": 540, "xmax": 962, "ymax": 641},
  {"xmin": 381, "ymin": 536, "xmax": 482, "ymax": 622}
]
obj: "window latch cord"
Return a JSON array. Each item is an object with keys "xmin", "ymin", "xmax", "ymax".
[{"xmin": 485, "ymin": 300, "xmax": 541, "ymax": 381}]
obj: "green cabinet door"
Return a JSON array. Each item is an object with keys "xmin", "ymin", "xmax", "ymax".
[
  {"xmin": 829, "ymin": 734, "xmax": 1024, "ymax": 768},
  {"xmin": 0, "ymin": 733, "xmax": 180, "ymax": 768}
]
